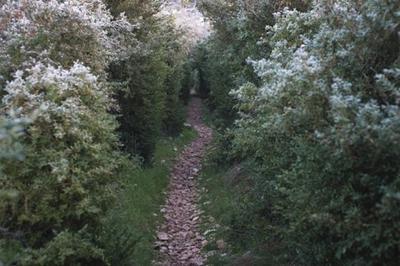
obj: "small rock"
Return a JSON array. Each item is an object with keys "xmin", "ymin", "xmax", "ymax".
[
  {"xmin": 179, "ymin": 231, "xmax": 188, "ymax": 238},
  {"xmin": 180, "ymin": 253, "xmax": 191, "ymax": 261},
  {"xmin": 216, "ymin": 239, "xmax": 226, "ymax": 250},
  {"xmin": 190, "ymin": 257, "xmax": 203, "ymax": 265},
  {"xmin": 157, "ymin": 232, "xmax": 169, "ymax": 241}
]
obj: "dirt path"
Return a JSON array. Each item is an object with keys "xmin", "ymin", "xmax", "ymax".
[{"xmin": 155, "ymin": 98, "xmax": 212, "ymax": 265}]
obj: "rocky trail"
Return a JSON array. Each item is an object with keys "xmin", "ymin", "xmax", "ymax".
[{"xmin": 155, "ymin": 98, "xmax": 213, "ymax": 265}]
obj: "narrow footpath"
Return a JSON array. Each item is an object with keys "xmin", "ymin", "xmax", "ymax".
[{"xmin": 155, "ymin": 98, "xmax": 213, "ymax": 265}]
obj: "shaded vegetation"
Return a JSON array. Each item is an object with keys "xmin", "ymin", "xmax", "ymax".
[
  {"xmin": 197, "ymin": 0, "xmax": 400, "ymax": 265},
  {"xmin": 0, "ymin": 0, "xmax": 199, "ymax": 264}
]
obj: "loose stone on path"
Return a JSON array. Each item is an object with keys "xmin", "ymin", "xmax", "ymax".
[{"xmin": 155, "ymin": 98, "xmax": 213, "ymax": 266}]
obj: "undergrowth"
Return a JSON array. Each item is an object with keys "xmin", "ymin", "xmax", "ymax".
[
  {"xmin": 200, "ymin": 163, "xmax": 277, "ymax": 266},
  {"xmin": 199, "ymin": 108, "xmax": 279, "ymax": 265}
]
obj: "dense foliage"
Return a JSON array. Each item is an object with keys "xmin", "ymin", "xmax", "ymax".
[
  {"xmin": 106, "ymin": 0, "xmax": 208, "ymax": 162},
  {"xmin": 0, "ymin": 0, "xmax": 204, "ymax": 264},
  {"xmin": 196, "ymin": 0, "xmax": 308, "ymax": 127},
  {"xmin": 198, "ymin": 0, "xmax": 400, "ymax": 265},
  {"xmin": 0, "ymin": 1, "xmax": 130, "ymax": 264},
  {"xmin": 2, "ymin": 0, "xmax": 398, "ymax": 264}
]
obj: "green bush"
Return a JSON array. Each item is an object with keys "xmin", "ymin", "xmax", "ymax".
[
  {"xmin": 196, "ymin": 0, "xmax": 311, "ymax": 127},
  {"xmin": 228, "ymin": 0, "xmax": 400, "ymax": 264},
  {"xmin": 0, "ymin": 1, "xmax": 135, "ymax": 263},
  {"xmin": 198, "ymin": 0, "xmax": 400, "ymax": 264},
  {"xmin": 0, "ymin": 0, "xmax": 132, "ymax": 86},
  {"xmin": 20, "ymin": 231, "xmax": 107, "ymax": 266},
  {"xmin": 0, "ymin": 0, "xmax": 199, "ymax": 264},
  {"xmin": 195, "ymin": 0, "xmax": 279, "ymax": 127},
  {"xmin": 106, "ymin": 0, "xmax": 190, "ymax": 162},
  {"xmin": 109, "ymin": 49, "xmax": 169, "ymax": 163},
  {"xmin": 0, "ymin": 63, "xmax": 122, "ymax": 264},
  {"xmin": 163, "ymin": 65, "xmax": 186, "ymax": 136}
]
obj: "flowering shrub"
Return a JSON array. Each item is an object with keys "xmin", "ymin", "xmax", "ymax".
[
  {"xmin": 196, "ymin": 0, "xmax": 277, "ymax": 126},
  {"xmin": 228, "ymin": 0, "xmax": 400, "ymax": 264},
  {"xmin": 0, "ymin": 0, "xmax": 139, "ymax": 263},
  {"xmin": 0, "ymin": 0, "xmax": 205, "ymax": 263},
  {"xmin": 159, "ymin": 2, "xmax": 210, "ymax": 53},
  {"xmin": 0, "ymin": 62, "xmax": 122, "ymax": 264},
  {"xmin": 0, "ymin": 0, "xmax": 134, "ymax": 87},
  {"xmin": 195, "ymin": 0, "xmax": 400, "ymax": 264}
]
